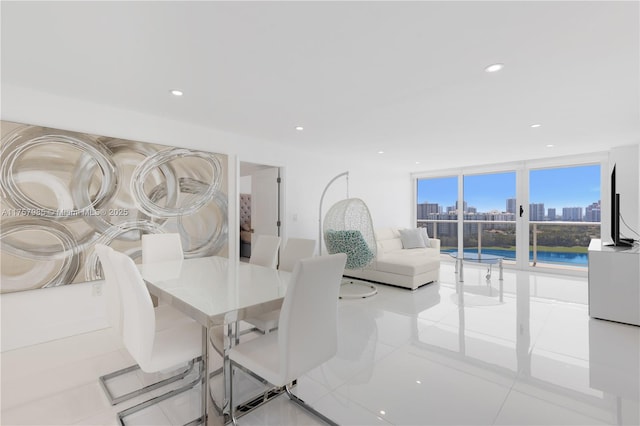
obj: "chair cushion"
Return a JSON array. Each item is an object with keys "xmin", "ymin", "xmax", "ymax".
[{"xmin": 324, "ymin": 230, "xmax": 374, "ymax": 269}]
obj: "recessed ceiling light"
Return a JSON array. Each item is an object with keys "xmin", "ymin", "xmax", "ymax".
[
  {"xmin": 378, "ymin": 151, "xmax": 385, "ymax": 154},
  {"xmin": 531, "ymin": 124, "xmax": 541, "ymax": 128},
  {"xmin": 546, "ymin": 144, "xmax": 555, "ymax": 148},
  {"xmin": 415, "ymin": 161, "xmax": 421, "ymax": 165},
  {"xmin": 484, "ymin": 63, "xmax": 504, "ymax": 73},
  {"xmin": 295, "ymin": 126, "xmax": 304, "ymax": 131},
  {"xmin": 379, "ymin": 410, "xmax": 386, "ymax": 415},
  {"xmin": 170, "ymin": 89, "xmax": 183, "ymax": 96}
]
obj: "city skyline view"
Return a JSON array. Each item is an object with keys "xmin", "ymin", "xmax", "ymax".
[{"xmin": 417, "ymin": 165, "xmax": 601, "ymax": 214}]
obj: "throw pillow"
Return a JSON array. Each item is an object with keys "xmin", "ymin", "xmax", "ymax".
[
  {"xmin": 398, "ymin": 228, "xmax": 426, "ymax": 249},
  {"xmin": 420, "ymin": 227, "xmax": 431, "ymax": 248}
]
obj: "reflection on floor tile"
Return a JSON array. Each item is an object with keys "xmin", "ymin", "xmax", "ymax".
[
  {"xmin": 2, "ymin": 264, "xmax": 639, "ymax": 425},
  {"xmin": 494, "ymin": 389, "xmax": 609, "ymax": 425}
]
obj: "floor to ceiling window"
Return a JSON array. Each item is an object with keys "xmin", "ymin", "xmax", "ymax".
[
  {"xmin": 462, "ymin": 171, "xmax": 517, "ymax": 264},
  {"xmin": 528, "ymin": 164, "xmax": 601, "ymax": 269},
  {"xmin": 416, "ymin": 176, "xmax": 458, "ymax": 251},
  {"xmin": 414, "ymin": 156, "xmax": 603, "ymax": 273}
]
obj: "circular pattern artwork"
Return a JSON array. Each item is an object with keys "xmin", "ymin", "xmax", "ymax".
[{"xmin": 0, "ymin": 122, "xmax": 228, "ymax": 293}]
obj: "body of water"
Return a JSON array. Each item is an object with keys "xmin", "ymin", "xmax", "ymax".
[{"xmin": 442, "ymin": 248, "xmax": 588, "ymax": 266}]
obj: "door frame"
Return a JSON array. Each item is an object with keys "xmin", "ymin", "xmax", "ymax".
[{"xmin": 238, "ymin": 161, "xmax": 285, "ymax": 259}]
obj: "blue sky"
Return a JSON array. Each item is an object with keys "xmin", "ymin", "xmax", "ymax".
[{"xmin": 417, "ymin": 165, "xmax": 601, "ymax": 212}]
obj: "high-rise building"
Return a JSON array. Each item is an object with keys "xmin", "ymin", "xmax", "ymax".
[
  {"xmin": 548, "ymin": 208, "xmax": 557, "ymax": 221},
  {"xmin": 529, "ymin": 203, "xmax": 545, "ymax": 221},
  {"xmin": 417, "ymin": 203, "xmax": 440, "ymax": 219},
  {"xmin": 585, "ymin": 201, "xmax": 601, "ymax": 222},
  {"xmin": 506, "ymin": 198, "xmax": 516, "ymax": 214},
  {"xmin": 456, "ymin": 201, "xmax": 468, "ymax": 213},
  {"xmin": 562, "ymin": 207, "xmax": 584, "ymax": 221}
]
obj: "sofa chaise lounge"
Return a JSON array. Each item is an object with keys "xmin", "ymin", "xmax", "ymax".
[{"xmin": 343, "ymin": 227, "xmax": 441, "ymax": 290}]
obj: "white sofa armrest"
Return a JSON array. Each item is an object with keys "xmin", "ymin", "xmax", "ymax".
[{"xmin": 430, "ymin": 238, "xmax": 441, "ymax": 251}]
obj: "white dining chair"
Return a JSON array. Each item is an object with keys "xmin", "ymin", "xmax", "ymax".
[
  {"xmin": 107, "ymin": 248, "xmax": 205, "ymax": 424},
  {"xmin": 228, "ymin": 253, "xmax": 347, "ymax": 425},
  {"xmin": 141, "ymin": 232, "xmax": 184, "ymax": 263},
  {"xmin": 141, "ymin": 233, "xmax": 184, "ymax": 307},
  {"xmin": 243, "ymin": 238, "xmax": 316, "ymax": 334},
  {"xmin": 96, "ymin": 244, "xmax": 123, "ymax": 335},
  {"xmin": 96, "ymin": 244, "xmax": 197, "ymax": 406},
  {"xmin": 249, "ymin": 234, "xmax": 281, "ymax": 268},
  {"xmin": 236, "ymin": 235, "xmax": 280, "ymax": 340},
  {"xmin": 278, "ymin": 238, "xmax": 316, "ymax": 272},
  {"xmin": 140, "ymin": 232, "xmax": 226, "ymax": 359}
]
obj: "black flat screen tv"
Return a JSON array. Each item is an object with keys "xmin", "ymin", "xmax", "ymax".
[{"xmin": 609, "ymin": 165, "xmax": 633, "ymax": 247}]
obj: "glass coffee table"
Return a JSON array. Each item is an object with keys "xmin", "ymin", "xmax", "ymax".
[{"xmin": 448, "ymin": 251, "xmax": 504, "ymax": 282}]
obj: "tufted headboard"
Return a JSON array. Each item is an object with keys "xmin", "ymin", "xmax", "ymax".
[{"xmin": 240, "ymin": 193, "xmax": 251, "ymax": 233}]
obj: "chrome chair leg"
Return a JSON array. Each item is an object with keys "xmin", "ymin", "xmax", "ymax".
[
  {"xmin": 229, "ymin": 364, "xmax": 238, "ymax": 426},
  {"xmin": 117, "ymin": 357, "xmax": 204, "ymax": 426},
  {"xmin": 207, "ymin": 366, "xmax": 225, "ymax": 415},
  {"xmin": 229, "ymin": 360, "xmax": 273, "ymax": 425},
  {"xmin": 284, "ymin": 385, "xmax": 338, "ymax": 426},
  {"xmin": 100, "ymin": 359, "xmax": 198, "ymax": 405},
  {"xmin": 228, "ymin": 360, "xmax": 334, "ymax": 426}
]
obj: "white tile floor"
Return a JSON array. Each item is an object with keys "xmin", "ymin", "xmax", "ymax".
[{"xmin": 2, "ymin": 262, "xmax": 639, "ymax": 426}]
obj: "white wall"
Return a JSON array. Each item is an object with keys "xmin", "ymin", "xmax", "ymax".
[
  {"xmin": 284, "ymin": 161, "xmax": 412, "ymax": 247},
  {"xmin": 1, "ymin": 281, "xmax": 109, "ymax": 351},
  {"xmin": 0, "ymin": 85, "xmax": 411, "ymax": 350},
  {"xmin": 239, "ymin": 175, "xmax": 252, "ymax": 194}
]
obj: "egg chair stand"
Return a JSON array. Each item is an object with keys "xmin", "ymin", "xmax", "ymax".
[
  {"xmin": 338, "ymin": 277, "xmax": 377, "ymax": 299},
  {"xmin": 319, "ymin": 172, "xmax": 378, "ymax": 299}
]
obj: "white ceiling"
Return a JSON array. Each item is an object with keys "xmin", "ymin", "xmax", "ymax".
[{"xmin": 2, "ymin": 1, "xmax": 639, "ymax": 172}]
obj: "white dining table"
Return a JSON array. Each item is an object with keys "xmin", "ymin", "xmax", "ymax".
[{"xmin": 138, "ymin": 256, "xmax": 291, "ymax": 425}]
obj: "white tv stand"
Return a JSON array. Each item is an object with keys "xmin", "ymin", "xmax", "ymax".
[{"xmin": 588, "ymin": 239, "xmax": 639, "ymax": 326}]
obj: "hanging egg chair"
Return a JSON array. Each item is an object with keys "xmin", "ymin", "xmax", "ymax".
[{"xmin": 323, "ymin": 198, "xmax": 378, "ymax": 299}]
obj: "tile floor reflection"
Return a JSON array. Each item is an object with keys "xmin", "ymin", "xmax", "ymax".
[{"xmin": 2, "ymin": 262, "xmax": 639, "ymax": 425}]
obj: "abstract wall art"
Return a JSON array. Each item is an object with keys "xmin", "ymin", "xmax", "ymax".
[{"xmin": 0, "ymin": 121, "xmax": 228, "ymax": 293}]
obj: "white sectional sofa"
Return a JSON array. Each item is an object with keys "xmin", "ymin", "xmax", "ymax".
[{"xmin": 344, "ymin": 227, "xmax": 441, "ymax": 290}]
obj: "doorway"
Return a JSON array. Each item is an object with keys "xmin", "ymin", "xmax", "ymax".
[{"xmin": 239, "ymin": 162, "xmax": 282, "ymax": 261}]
